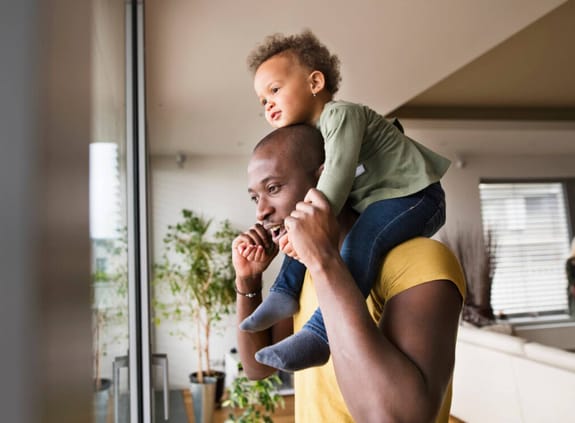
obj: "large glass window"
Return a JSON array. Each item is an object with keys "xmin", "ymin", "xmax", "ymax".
[
  {"xmin": 479, "ymin": 181, "xmax": 572, "ymax": 317},
  {"xmin": 90, "ymin": 1, "xmax": 131, "ymax": 421}
]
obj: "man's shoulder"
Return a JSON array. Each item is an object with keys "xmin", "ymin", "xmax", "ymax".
[
  {"xmin": 376, "ymin": 237, "xmax": 466, "ymax": 300},
  {"xmin": 387, "ymin": 237, "xmax": 452, "ymax": 260}
]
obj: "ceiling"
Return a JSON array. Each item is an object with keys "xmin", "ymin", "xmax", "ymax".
[
  {"xmin": 144, "ymin": 0, "xmax": 575, "ymax": 158},
  {"xmin": 392, "ymin": 0, "xmax": 575, "ymax": 115}
]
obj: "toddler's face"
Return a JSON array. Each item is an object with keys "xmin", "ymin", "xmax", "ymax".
[{"xmin": 254, "ymin": 54, "xmax": 316, "ymax": 128}]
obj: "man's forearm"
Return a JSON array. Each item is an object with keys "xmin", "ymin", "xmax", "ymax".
[{"xmin": 235, "ymin": 275, "xmax": 285, "ymax": 380}]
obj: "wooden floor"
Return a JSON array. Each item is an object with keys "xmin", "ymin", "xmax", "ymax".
[
  {"xmin": 182, "ymin": 390, "xmax": 465, "ymax": 422},
  {"xmin": 182, "ymin": 390, "xmax": 295, "ymax": 422}
]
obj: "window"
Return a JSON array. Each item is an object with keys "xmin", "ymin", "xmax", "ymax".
[
  {"xmin": 89, "ymin": 142, "xmax": 122, "ymax": 240},
  {"xmin": 479, "ymin": 181, "xmax": 572, "ymax": 317}
]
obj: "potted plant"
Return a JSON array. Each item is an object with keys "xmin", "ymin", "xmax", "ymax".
[
  {"xmin": 223, "ymin": 363, "xmax": 285, "ymax": 423},
  {"xmin": 153, "ymin": 209, "xmax": 238, "ymax": 418}
]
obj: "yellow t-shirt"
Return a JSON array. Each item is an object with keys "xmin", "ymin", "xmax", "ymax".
[{"xmin": 293, "ymin": 237, "xmax": 466, "ymax": 423}]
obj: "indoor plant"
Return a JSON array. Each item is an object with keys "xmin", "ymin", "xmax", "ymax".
[
  {"xmin": 153, "ymin": 209, "xmax": 238, "ymax": 406},
  {"xmin": 223, "ymin": 364, "xmax": 284, "ymax": 423}
]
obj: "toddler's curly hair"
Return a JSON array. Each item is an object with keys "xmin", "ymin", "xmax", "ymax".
[{"xmin": 247, "ymin": 29, "xmax": 342, "ymax": 95}]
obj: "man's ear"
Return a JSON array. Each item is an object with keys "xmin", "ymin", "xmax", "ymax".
[{"xmin": 308, "ymin": 70, "xmax": 326, "ymax": 95}]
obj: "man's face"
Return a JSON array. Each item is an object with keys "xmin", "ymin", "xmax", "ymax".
[{"xmin": 247, "ymin": 143, "xmax": 317, "ymax": 244}]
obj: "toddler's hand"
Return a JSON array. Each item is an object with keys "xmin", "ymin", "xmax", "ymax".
[
  {"xmin": 231, "ymin": 223, "xmax": 278, "ymax": 279},
  {"xmin": 237, "ymin": 241, "xmax": 269, "ymax": 263}
]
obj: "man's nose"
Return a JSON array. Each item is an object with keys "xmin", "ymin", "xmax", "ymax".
[{"xmin": 256, "ymin": 197, "xmax": 273, "ymax": 222}]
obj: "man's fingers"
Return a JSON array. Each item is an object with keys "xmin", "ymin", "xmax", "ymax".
[
  {"xmin": 280, "ymin": 239, "xmax": 294, "ymax": 256},
  {"xmin": 248, "ymin": 223, "xmax": 273, "ymax": 248},
  {"xmin": 232, "ymin": 234, "xmax": 253, "ymax": 250},
  {"xmin": 292, "ymin": 188, "xmax": 330, "ymax": 216},
  {"xmin": 278, "ymin": 232, "xmax": 290, "ymax": 250},
  {"xmin": 303, "ymin": 188, "xmax": 330, "ymax": 210}
]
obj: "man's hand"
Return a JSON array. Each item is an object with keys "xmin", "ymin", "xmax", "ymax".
[
  {"xmin": 232, "ymin": 223, "xmax": 278, "ymax": 280},
  {"xmin": 283, "ymin": 188, "xmax": 340, "ymax": 270},
  {"xmin": 278, "ymin": 234, "xmax": 298, "ymax": 260}
]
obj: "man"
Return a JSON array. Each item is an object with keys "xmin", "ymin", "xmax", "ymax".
[{"xmin": 232, "ymin": 124, "xmax": 465, "ymax": 422}]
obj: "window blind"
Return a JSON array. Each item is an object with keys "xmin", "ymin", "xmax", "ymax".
[{"xmin": 479, "ymin": 182, "xmax": 571, "ymax": 316}]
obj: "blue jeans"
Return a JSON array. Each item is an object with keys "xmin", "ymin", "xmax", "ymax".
[{"xmin": 270, "ymin": 182, "xmax": 446, "ymax": 344}]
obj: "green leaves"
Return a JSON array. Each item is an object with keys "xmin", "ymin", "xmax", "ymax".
[
  {"xmin": 152, "ymin": 209, "xmax": 239, "ymax": 376},
  {"xmin": 154, "ymin": 209, "xmax": 238, "ymax": 315},
  {"xmin": 223, "ymin": 372, "xmax": 285, "ymax": 423}
]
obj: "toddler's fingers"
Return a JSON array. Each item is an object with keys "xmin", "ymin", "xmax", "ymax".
[
  {"xmin": 240, "ymin": 244, "xmax": 255, "ymax": 258},
  {"xmin": 252, "ymin": 245, "xmax": 266, "ymax": 262}
]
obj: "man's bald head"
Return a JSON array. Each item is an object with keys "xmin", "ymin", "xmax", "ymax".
[{"xmin": 253, "ymin": 124, "xmax": 325, "ymax": 176}]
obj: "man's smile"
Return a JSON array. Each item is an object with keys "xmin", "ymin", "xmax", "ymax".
[{"xmin": 265, "ymin": 223, "xmax": 286, "ymax": 243}]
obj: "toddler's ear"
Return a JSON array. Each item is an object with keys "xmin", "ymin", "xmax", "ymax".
[
  {"xmin": 315, "ymin": 164, "xmax": 325, "ymax": 180},
  {"xmin": 309, "ymin": 70, "xmax": 326, "ymax": 95}
]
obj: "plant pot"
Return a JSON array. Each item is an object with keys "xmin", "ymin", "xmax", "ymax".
[
  {"xmin": 93, "ymin": 378, "xmax": 112, "ymax": 423},
  {"xmin": 189, "ymin": 374, "xmax": 217, "ymax": 423},
  {"xmin": 190, "ymin": 370, "xmax": 226, "ymax": 407}
]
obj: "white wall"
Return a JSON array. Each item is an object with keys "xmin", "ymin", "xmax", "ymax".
[{"xmin": 149, "ymin": 124, "xmax": 575, "ymax": 388}]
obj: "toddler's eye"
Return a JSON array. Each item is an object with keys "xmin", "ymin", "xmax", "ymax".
[
  {"xmin": 260, "ymin": 99, "xmax": 267, "ymax": 107},
  {"xmin": 271, "ymin": 87, "xmax": 279, "ymax": 94}
]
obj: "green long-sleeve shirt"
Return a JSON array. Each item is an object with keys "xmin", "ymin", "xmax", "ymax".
[{"xmin": 316, "ymin": 100, "xmax": 451, "ymax": 214}]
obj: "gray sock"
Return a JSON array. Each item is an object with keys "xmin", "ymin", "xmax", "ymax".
[
  {"xmin": 239, "ymin": 292, "xmax": 299, "ymax": 332},
  {"xmin": 254, "ymin": 329, "xmax": 330, "ymax": 372}
]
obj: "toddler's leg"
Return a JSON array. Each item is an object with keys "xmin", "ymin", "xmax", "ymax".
[
  {"xmin": 239, "ymin": 291, "xmax": 299, "ymax": 332},
  {"xmin": 255, "ymin": 307, "xmax": 329, "ymax": 371},
  {"xmin": 342, "ymin": 183, "xmax": 446, "ymax": 298},
  {"xmin": 240, "ymin": 256, "xmax": 305, "ymax": 332},
  {"xmin": 255, "ymin": 329, "xmax": 329, "ymax": 372}
]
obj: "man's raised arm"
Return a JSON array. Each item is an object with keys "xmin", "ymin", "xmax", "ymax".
[
  {"xmin": 232, "ymin": 224, "xmax": 293, "ymax": 379},
  {"xmin": 285, "ymin": 189, "xmax": 463, "ymax": 422}
]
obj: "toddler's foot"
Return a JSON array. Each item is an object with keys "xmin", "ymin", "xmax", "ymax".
[
  {"xmin": 239, "ymin": 292, "xmax": 299, "ymax": 332},
  {"xmin": 254, "ymin": 329, "xmax": 330, "ymax": 372}
]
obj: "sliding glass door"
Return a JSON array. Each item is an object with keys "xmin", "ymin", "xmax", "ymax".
[
  {"xmin": 90, "ymin": 1, "xmax": 220, "ymax": 421},
  {"xmin": 90, "ymin": 1, "xmax": 153, "ymax": 422},
  {"xmin": 90, "ymin": 0, "xmax": 130, "ymax": 421}
]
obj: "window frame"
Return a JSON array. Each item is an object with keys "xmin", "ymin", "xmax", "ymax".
[{"xmin": 479, "ymin": 177, "xmax": 575, "ymax": 319}]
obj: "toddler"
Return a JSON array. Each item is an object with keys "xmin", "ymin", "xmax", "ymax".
[{"xmin": 239, "ymin": 30, "xmax": 450, "ymax": 372}]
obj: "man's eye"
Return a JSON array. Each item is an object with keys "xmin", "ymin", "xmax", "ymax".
[
  {"xmin": 268, "ymin": 184, "xmax": 280, "ymax": 194},
  {"xmin": 250, "ymin": 195, "xmax": 258, "ymax": 204}
]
